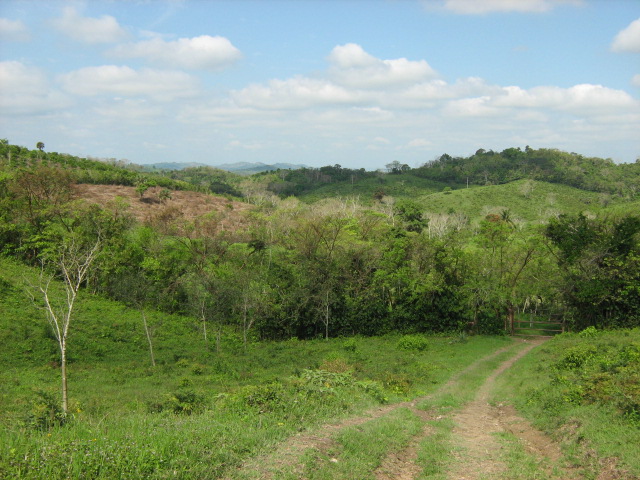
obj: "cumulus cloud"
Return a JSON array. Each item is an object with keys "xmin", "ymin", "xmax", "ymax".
[
  {"xmin": 633, "ymin": 74, "xmax": 640, "ymax": 88},
  {"xmin": 109, "ymin": 35, "xmax": 242, "ymax": 71},
  {"xmin": 231, "ymin": 77, "xmax": 361, "ymax": 109},
  {"xmin": 491, "ymin": 84, "xmax": 637, "ymax": 111},
  {"xmin": 93, "ymin": 99, "xmax": 164, "ymax": 123},
  {"xmin": 0, "ymin": 61, "xmax": 69, "ymax": 115},
  {"xmin": 328, "ymin": 43, "xmax": 437, "ymax": 88},
  {"xmin": 58, "ymin": 65, "xmax": 200, "ymax": 101},
  {"xmin": 406, "ymin": 138, "xmax": 433, "ymax": 148},
  {"xmin": 429, "ymin": 0, "xmax": 582, "ymax": 14},
  {"xmin": 441, "ymin": 83, "xmax": 637, "ymax": 119},
  {"xmin": 52, "ymin": 7, "xmax": 128, "ymax": 44},
  {"xmin": 0, "ymin": 18, "xmax": 30, "ymax": 41},
  {"xmin": 611, "ymin": 18, "xmax": 640, "ymax": 53}
]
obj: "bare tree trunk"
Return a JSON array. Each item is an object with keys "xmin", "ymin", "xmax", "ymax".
[
  {"xmin": 200, "ymin": 300, "xmax": 207, "ymax": 345},
  {"xmin": 142, "ymin": 312, "xmax": 156, "ymax": 367},
  {"xmin": 324, "ymin": 290, "xmax": 330, "ymax": 340},
  {"xmin": 60, "ymin": 340, "xmax": 68, "ymax": 413},
  {"xmin": 242, "ymin": 298, "xmax": 249, "ymax": 353},
  {"xmin": 507, "ymin": 304, "xmax": 515, "ymax": 335}
]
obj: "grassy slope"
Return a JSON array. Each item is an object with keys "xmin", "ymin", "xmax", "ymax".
[
  {"xmin": 299, "ymin": 176, "xmax": 623, "ymax": 224},
  {"xmin": 2, "ymin": 260, "xmax": 639, "ymax": 479},
  {"xmin": 297, "ymin": 173, "xmax": 448, "ymax": 203},
  {"xmin": 0, "ymin": 256, "xmax": 513, "ymax": 479},
  {"xmin": 416, "ymin": 179, "xmax": 611, "ymax": 223}
]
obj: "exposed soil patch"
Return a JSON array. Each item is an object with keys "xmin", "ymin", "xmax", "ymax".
[{"xmin": 73, "ymin": 184, "xmax": 253, "ymax": 233}]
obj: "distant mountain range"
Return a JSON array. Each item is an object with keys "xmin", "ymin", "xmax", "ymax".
[{"xmin": 144, "ymin": 161, "xmax": 307, "ymax": 174}]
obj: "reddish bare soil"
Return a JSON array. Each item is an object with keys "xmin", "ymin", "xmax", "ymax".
[{"xmin": 73, "ymin": 184, "xmax": 253, "ymax": 233}]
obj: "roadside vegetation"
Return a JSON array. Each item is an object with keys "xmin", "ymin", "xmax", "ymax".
[{"xmin": 494, "ymin": 328, "xmax": 640, "ymax": 479}]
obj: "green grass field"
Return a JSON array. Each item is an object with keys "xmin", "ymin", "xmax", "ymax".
[{"xmin": 1, "ymin": 257, "xmax": 638, "ymax": 479}]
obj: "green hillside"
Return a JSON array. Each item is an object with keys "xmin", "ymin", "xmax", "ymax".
[
  {"xmin": 298, "ymin": 172, "xmax": 447, "ymax": 203},
  {"xmin": 416, "ymin": 179, "xmax": 611, "ymax": 223}
]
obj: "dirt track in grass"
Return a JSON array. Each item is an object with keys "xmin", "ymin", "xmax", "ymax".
[
  {"xmin": 445, "ymin": 338, "xmax": 579, "ymax": 480},
  {"xmin": 223, "ymin": 338, "xmax": 584, "ymax": 480}
]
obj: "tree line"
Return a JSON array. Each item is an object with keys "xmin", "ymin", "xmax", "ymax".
[{"xmin": 413, "ymin": 147, "xmax": 640, "ymax": 197}]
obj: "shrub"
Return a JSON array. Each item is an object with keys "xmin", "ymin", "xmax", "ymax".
[
  {"xmin": 556, "ymin": 344, "xmax": 597, "ymax": 370},
  {"xmin": 579, "ymin": 326, "xmax": 598, "ymax": 338},
  {"xmin": 148, "ymin": 380, "xmax": 205, "ymax": 414},
  {"xmin": 240, "ymin": 383, "xmax": 286, "ymax": 412},
  {"xmin": 25, "ymin": 389, "xmax": 68, "ymax": 431},
  {"xmin": 320, "ymin": 356, "xmax": 352, "ymax": 373},
  {"xmin": 397, "ymin": 334, "xmax": 429, "ymax": 352},
  {"xmin": 356, "ymin": 380, "xmax": 388, "ymax": 404},
  {"xmin": 342, "ymin": 338, "xmax": 358, "ymax": 353},
  {"xmin": 382, "ymin": 372, "xmax": 413, "ymax": 395},
  {"xmin": 301, "ymin": 368, "xmax": 353, "ymax": 388}
]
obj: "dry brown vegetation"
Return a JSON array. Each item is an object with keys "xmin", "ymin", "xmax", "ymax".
[{"xmin": 73, "ymin": 184, "xmax": 254, "ymax": 233}]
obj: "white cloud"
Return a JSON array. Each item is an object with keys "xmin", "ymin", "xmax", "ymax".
[
  {"xmin": 632, "ymin": 74, "xmax": 640, "ymax": 87},
  {"xmin": 301, "ymin": 107, "xmax": 395, "ymax": 125},
  {"xmin": 328, "ymin": 43, "xmax": 437, "ymax": 88},
  {"xmin": 58, "ymin": 66, "xmax": 200, "ymax": 101},
  {"xmin": 231, "ymin": 77, "xmax": 361, "ymax": 109},
  {"xmin": 406, "ymin": 138, "xmax": 433, "ymax": 148},
  {"xmin": 492, "ymin": 84, "xmax": 637, "ymax": 112},
  {"xmin": 109, "ymin": 35, "xmax": 242, "ymax": 71},
  {"xmin": 429, "ymin": 0, "xmax": 582, "ymax": 14},
  {"xmin": 52, "ymin": 6, "xmax": 128, "ymax": 44},
  {"xmin": 444, "ymin": 96, "xmax": 499, "ymax": 117},
  {"xmin": 93, "ymin": 99, "xmax": 164, "ymax": 123},
  {"xmin": 0, "ymin": 61, "xmax": 69, "ymax": 115},
  {"xmin": 227, "ymin": 140, "xmax": 266, "ymax": 150},
  {"xmin": 611, "ymin": 18, "xmax": 640, "ymax": 53},
  {"xmin": 0, "ymin": 18, "xmax": 29, "ymax": 41}
]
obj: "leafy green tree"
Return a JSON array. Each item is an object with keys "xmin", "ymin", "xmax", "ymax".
[
  {"xmin": 394, "ymin": 200, "xmax": 427, "ymax": 233},
  {"xmin": 545, "ymin": 214, "xmax": 640, "ymax": 328},
  {"xmin": 469, "ymin": 215, "xmax": 541, "ymax": 333}
]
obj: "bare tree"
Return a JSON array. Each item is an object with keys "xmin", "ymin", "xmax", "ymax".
[{"xmin": 27, "ymin": 239, "xmax": 101, "ymax": 413}]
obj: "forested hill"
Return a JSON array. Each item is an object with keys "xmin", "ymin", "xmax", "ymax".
[
  {"xmin": 255, "ymin": 147, "xmax": 640, "ymax": 200},
  {"xmin": 412, "ymin": 147, "xmax": 640, "ymax": 196},
  {"xmin": 0, "ymin": 140, "xmax": 244, "ymax": 196},
  {"xmin": 2, "ymin": 140, "xmax": 638, "ymax": 202}
]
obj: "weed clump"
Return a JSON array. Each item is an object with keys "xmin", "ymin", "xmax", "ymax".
[
  {"xmin": 148, "ymin": 379, "xmax": 205, "ymax": 414},
  {"xmin": 397, "ymin": 334, "xmax": 429, "ymax": 352},
  {"xmin": 25, "ymin": 390, "xmax": 69, "ymax": 431}
]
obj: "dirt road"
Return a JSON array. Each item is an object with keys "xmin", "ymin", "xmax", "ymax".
[{"xmin": 226, "ymin": 338, "xmax": 576, "ymax": 480}]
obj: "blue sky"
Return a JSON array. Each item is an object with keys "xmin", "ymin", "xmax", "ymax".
[{"xmin": 1, "ymin": 0, "xmax": 639, "ymax": 169}]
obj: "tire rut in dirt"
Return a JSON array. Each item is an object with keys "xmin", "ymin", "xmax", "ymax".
[{"xmin": 223, "ymin": 342, "xmax": 520, "ymax": 480}]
